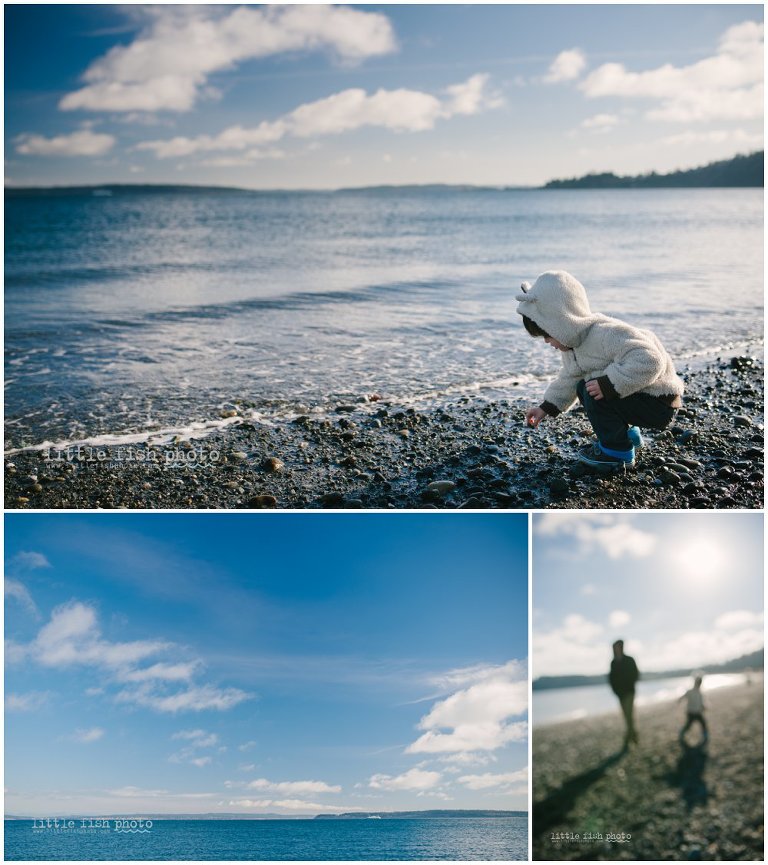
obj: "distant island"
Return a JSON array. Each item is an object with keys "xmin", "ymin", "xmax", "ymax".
[
  {"xmin": 314, "ymin": 810, "xmax": 520, "ymax": 820},
  {"xmin": 544, "ymin": 150, "xmax": 763, "ymax": 189},
  {"xmin": 534, "ymin": 647, "xmax": 763, "ymax": 691}
]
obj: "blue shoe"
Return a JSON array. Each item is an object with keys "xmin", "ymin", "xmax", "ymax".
[
  {"xmin": 627, "ymin": 427, "xmax": 644, "ymax": 449},
  {"xmin": 577, "ymin": 442, "xmax": 635, "ymax": 473}
]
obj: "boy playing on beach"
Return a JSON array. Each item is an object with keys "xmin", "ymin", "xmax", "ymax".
[
  {"xmin": 679, "ymin": 675, "xmax": 708, "ymax": 745},
  {"xmin": 518, "ymin": 270, "xmax": 684, "ymax": 472}
]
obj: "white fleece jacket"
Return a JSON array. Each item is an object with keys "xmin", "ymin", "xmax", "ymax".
[{"xmin": 516, "ymin": 271, "xmax": 684, "ymax": 414}]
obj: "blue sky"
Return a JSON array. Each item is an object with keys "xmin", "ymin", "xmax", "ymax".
[
  {"xmin": 532, "ymin": 513, "xmax": 764, "ymax": 678},
  {"xmin": 5, "ymin": 513, "xmax": 528, "ymax": 816},
  {"xmin": 4, "ymin": 4, "xmax": 763, "ymax": 189}
]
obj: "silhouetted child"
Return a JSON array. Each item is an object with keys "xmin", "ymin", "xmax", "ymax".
[
  {"xmin": 679, "ymin": 675, "xmax": 708, "ymax": 745},
  {"xmin": 517, "ymin": 271, "xmax": 684, "ymax": 472}
]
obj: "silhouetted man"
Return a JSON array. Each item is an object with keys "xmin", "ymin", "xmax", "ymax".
[{"xmin": 609, "ymin": 639, "xmax": 639, "ymax": 748}]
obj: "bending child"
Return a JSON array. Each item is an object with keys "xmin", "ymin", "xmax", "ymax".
[{"xmin": 518, "ymin": 270, "xmax": 684, "ymax": 472}]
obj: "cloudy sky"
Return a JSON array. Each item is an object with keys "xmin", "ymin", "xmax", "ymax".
[
  {"xmin": 5, "ymin": 3, "xmax": 763, "ymax": 189},
  {"xmin": 5, "ymin": 513, "xmax": 528, "ymax": 817},
  {"xmin": 532, "ymin": 513, "xmax": 764, "ymax": 679}
]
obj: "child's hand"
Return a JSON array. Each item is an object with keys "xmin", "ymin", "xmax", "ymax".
[
  {"xmin": 585, "ymin": 379, "xmax": 604, "ymax": 400},
  {"xmin": 525, "ymin": 407, "xmax": 547, "ymax": 428}
]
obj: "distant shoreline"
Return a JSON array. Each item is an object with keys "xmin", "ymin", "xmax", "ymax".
[
  {"xmin": 5, "ymin": 151, "xmax": 764, "ymax": 195},
  {"xmin": 534, "ymin": 649, "xmax": 763, "ymax": 691},
  {"xmin": 5, "ymin": 810, "xmax": 525, "ymax": 821}
]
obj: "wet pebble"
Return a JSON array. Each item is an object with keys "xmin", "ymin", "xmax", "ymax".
[
  {"xmin": 426, "ymin": 480, "xmax": 456, "ymax": 496},
  {"xmin": 248, "ymin": 494, "xmax": 277, "ymax": 509}
]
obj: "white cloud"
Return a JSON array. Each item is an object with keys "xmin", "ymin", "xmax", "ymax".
[
  {"xmin": 580, "ymin": 20, "xmax": 764, "ymax": 123},
  {"xmin": 22, "ymin": 601, "xmax": 170, "ymax": 669},
  {"xmin": 119, "ymin": 661, "xmax": 202, "ymax": 683},
  {"xmin": 238, "ymin": 740, "xmax": 258, "ymax": 752},
  {"xmin": 11, "ymin": 599, "xmax": 251, "ymax": 714},
  {"xmin": 6, "ymin": 691, "xmax": 49, "ymax": 712},
  {"xmin": 535, "ymin": 514, "xmax": 657, "ymax": 559},
  {"xmin": 10, "ymin": 551, "xmax": 51, "ymax": 570},
  {"xmin": 228, "ymin": 798, "xmax": 349, "ymax": 813},
  {"xmin": 15, "ymin": 129, "xmax": 116, "ymax": 157},
  {"xmin": 137, "ymin": 74, "xmax": 501, "ymax": 160},
  {"xmin": 457, "ymin": 768, "xmax": 528, "ymax": 790},
  {"xmin": 5, "ymin": 579, "xmax": 39, "ymax": 617},
  {"xmin": 406, "ymin": 661, "xmax": 528, "ymax": 755},
  {"xmin": 714, "ymin": 610, "xmax": 764, "ymax": 631},
  {"xmin": 536, "ymin": 609, "xmax": 764, "ymax": 677},
  {"xmin": 609, "ymin": 610, "xmax": 631, "ymax": 630},
  {"xmin": 71, "ymin": 727, "xmax": 105, "ymax": 743},
  {"xmin": 581, "ymin": 113, "xmax": 619, "ymax": 132},
  {"xmin": 533, "ymin": 613, "xmax": 608, "ymax": 677},
  {"xmin": 436, "ymin": 752, "xmax": 496, "ymax": 767},
  {"xmin": 369, "ymin": 768, "xmax": 442, "ymax": 791},
  {"xmin": 443, "ymin": 73, "xmax": 504, "ymax": 114},
  {"xmin": 247, "ymin": 778, "xmax": 341, "ymax": 795},
  {"xmin": 545, "ymin": 49, "xmax": 587, "ymax": 83},
  {"xmin": 188, "ymin": 756, "xmax": 212, "ymax": 768},
  {"xmin": 172, "ymin": 729, "xmax": 219, "ymax": 746},
  {"xmin": 660, "ymin": 129, "xmax": 764, "ymax": 148},
  {"xmin": 60, "ymin": 5, "xmax": 397, "ymax": 114},
  {"xmin": 118, "ymin": 683, "xmax": 251, "ymax": 713}
]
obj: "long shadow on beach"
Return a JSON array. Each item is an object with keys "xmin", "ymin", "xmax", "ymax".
[
  {"xmin": 661, "ymin": 742, "xmax": 709, "ymax": 811},
  {"xmin": 533, "ymin": 750, "xmax": 626, "ymax": 837}
]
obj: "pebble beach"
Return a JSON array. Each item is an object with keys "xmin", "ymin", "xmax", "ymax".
[
  {"xmin": 5, "ymin": 353, "xmax": 763, "ymax": 510},
  {"xmin": 533, "ymin": 680, "xmax": 764, "ymax": 860}
]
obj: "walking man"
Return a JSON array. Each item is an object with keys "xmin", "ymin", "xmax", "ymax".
[{"xmin": 609, "ymin": 639, "xmax": 639, "ymax": 748}]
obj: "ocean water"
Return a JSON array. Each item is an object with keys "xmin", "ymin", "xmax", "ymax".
[
  {"xmin": 3, "ymin": 816, "xmax": 528, "ymax": 861},
  {"xmin": 5, "ymin": 187, "xmax": 763, "ymax": 451},
  {"xmin": 532, "ymin": 672, "xmax": 756, "ymax": 727}
]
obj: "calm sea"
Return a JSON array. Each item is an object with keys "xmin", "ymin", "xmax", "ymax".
[
  {"xmin": 4, "ymin": 816, "xmax": 528, "ymax": 860},
  {"xmin": 5, "ymin": 187, "xmax": 763, "ymax": 451},
  {"xmin": 532, "ymin": 672, "xmax": 755, "ymax": 726}
]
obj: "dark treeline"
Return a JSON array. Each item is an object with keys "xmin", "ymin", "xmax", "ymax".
[{"xmin": 544, "ymin": 150, "xmax": 763, "ymax": 189}]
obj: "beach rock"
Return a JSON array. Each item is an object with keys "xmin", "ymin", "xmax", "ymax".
[
  {"xmin": 262, "ymin": 456, "xmax": 285, "ymax": 473},
  {"xmin": 230, "ymin": 451, "xmax": 248, "ymax": 461},
  {"xmin": 733, "ymin": 415, "xmax": 752, "ymax": 428},
  {"xmin": 426, "ymin": 480, "xmax": 456, "ymax": 496},
  {"xmin": 549, "ymin": 477, "xmax": 569, "ymax": 496},
  {"xmin": 320, "ymin": 492, "xmax": 345, "ymax": 508},
  {"xmin": 248, "ymin": 495, "xmax": 277, "ymax": 509},
  {"xmin": 339, "ymin": 455, "xmax": 357, "ymax": 468},
  {"xmin": 220, "ymin": 409, "xmax": 238, "ymax": 418}
]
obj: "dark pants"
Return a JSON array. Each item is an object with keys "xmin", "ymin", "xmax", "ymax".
[
  {"xmin": 681, "ymin": 712, "xmax": 708, "ymax": 737},
  {"xmin": 576, "ymin": 379, "xmax": 676, "ymax": 450},
  {"xmin": 618, "ymin": 692, "xmax": 637, "ymax": 744}
]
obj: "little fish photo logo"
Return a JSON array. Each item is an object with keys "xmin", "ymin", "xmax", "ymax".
[{"xmin": 31, "ymin": 818, "xmax": 153, "ymax": 835}]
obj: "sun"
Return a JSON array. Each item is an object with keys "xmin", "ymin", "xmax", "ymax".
[{"xmin": 670, "ymin": 533, "xmax": 728, "ymax": 585}]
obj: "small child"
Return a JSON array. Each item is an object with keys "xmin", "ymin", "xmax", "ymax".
[
  {"xmin": 517, "ymin": 270, "xmax": 684, "ymax": 472},
  {"xmin": 679, "ymin": 675, "xmax": 708, "ymax": 745}
]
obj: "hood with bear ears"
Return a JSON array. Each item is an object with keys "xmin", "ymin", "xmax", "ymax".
[{"xmin": 516, "ymin": 270, "xmax": 598, "ymax": 349}]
